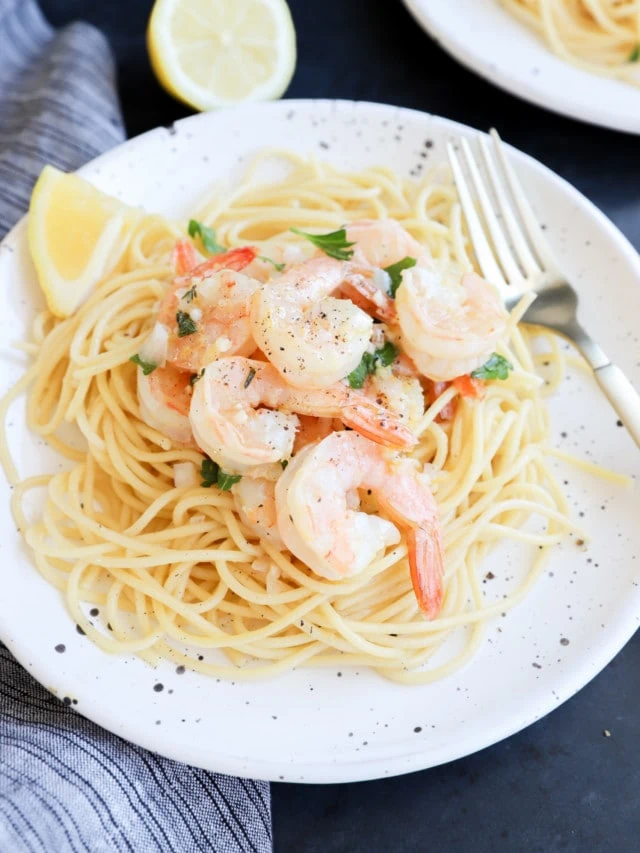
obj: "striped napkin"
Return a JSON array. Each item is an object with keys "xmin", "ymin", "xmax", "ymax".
[{"xmin": 0, "ymin": 1, "xmax": 272, "ymax": 850}]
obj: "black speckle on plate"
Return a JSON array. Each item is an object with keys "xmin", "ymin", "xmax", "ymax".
[
  {"xmin": 55, "ymin": 644, "xmax": 65, "ymax": 653},
  {"xmin": 413, "ymin": 726, "xmax": 422, "ymax": 733},
  {"xmin": 153, "ymin": 683, "xmax": 164, "ymax": 693},
  {"xmin": 89, "ymin": 608, "xmax": 99, "ymax": 617},
  {"xmin": 176, "ymin": 665, "xmax": 185, "ymax": 675}
]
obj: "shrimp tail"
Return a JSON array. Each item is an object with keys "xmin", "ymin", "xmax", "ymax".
[
  {"xmin": 452, "ymin": 375, "xmax": 486, "ymax": 399},
  {"xmin": 187, "ymin": 246, "xmax": 257, "ymax": 279},
  {"xmin": 172, "ymin": 239, "xmax": 200, "ymax": 275},
  {"xmin": 340, "ymin": 277, "xmax": 398, "ymax": 324},
  {"xmin": 341, "ymin": 403, "xmax": 417, "ymax": 449},
  {"xmin": 407, "ymin": 526, "xmax": 444, "ymax": 619}
]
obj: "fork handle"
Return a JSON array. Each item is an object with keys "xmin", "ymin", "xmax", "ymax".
[{"xmin": 593, "ymin": 363, "xmax": 640, "ymax": 450}]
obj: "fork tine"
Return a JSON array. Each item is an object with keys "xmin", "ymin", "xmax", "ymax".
[
  {"xmin": 446, "ymin": 142, "xmax": 508, "ymax": 295},
  {"xmin": 459, "ymin": 138, "xmax": 524, "ymax": 287},
  {"xmin": 489, "ymin": 129, "xmax": 559, "ymax": 273},
  {"xmin": 478, "ymin": 135, "xmax": 541, "ymax": 279}
]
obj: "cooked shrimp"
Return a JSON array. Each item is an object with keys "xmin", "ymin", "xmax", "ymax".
[
  {"xmin": 249, "ymin": 256, "xmax": 375, "ymax": 388},
  {"xmin": 175, "ymin": 245, "xmax": 256, "ymax": 280},
  {"xmin": 337, "ymin": 219, "xmax": 432, "ymax": 324},
  {"xmin": 292, "ymin": 414, "xmax": 335, "ymax": 455},
  {"xmin": 157, "ymin": 268, "xmax": 262, "ymax": 372},
  {"xmin": 137, "ymin": 362, "xmax": 193, "ymax": 444},
  {"xmin": 346, "ymin": 219, "xmax": 432, "ymax": 269},
  {"xmin": 275, "ymin": 431, "xmax": 444, "ymax": 619},
  {"xmin": 365, "ymin": 367, "xmax": 425, "ymax": 432},
  {"xmin": 171, "ymin": 239, "xmax": 201, "ymax": 276},
  {"xmin": 189, "ymin": 357, "xmax": 416, "ymax": 473},
  {"xmin": 396, "ymin": 268, "xmax": 508, "ymax": 381},
  {"xmin": 234, "ymin": 476, "xmax": 284, "ymax": 547}
]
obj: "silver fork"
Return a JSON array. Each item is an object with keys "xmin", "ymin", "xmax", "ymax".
[{"xmin": 447, "ymin": 129, "xmax": 640, "ymax": 450}]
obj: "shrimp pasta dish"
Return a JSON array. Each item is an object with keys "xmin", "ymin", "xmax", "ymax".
[
  {"xmin": 500, "ymin": 0, "xmax": 640, "ymax": 86},
  {"xmin": 1, "ymin": 150, "xmax": 584, "ymax": 685}
]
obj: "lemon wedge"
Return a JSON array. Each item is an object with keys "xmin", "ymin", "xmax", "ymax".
[
  {"xmin": 28, "ymin": 166, "xmax": 141, "ymax": 318},
  {"xmin": 147, "ymin": 0, "xmax": 297, "ymax": 111}
]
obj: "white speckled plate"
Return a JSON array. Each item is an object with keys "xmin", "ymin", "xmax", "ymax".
[
  {"xmin": 403, "ymin": 0, "xmax": 640, "ymax": 135},
  {"xmin": 0, "ymin": 100, "xmax": 639, "ymax": 784}
]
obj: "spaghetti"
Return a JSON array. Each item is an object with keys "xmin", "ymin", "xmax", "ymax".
[
  {"xmin": 1, "ymin": 152, "xmax": 596, "ymax": 684},
  {"xmin": 500, "ymin": 0, "xmax": 640, "ymax": 85}
]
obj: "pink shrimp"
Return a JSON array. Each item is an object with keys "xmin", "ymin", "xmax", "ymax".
[
  {"xmin": 136, "ymin": 362, "xmax": 194, "ymax": 444},
  {"xmin": 275, "ymin": 431, "xmax": 444, "ymax": 619},
  {"xmin": 189, "ymin": 357, "xmax": 416, "ymax": 473}
]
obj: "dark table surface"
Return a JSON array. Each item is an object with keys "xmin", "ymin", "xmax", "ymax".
[{"xmin": 40, "ymin": 1, "xmax": 640, "ymax": 850}]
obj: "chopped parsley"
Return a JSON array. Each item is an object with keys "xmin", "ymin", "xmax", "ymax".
[
  {"xmin": 258, "ymin": 255, "xmax": 285, "ymax": 272},
  {"xmin": 384, "ymin": 256, "xmax": 417, "ymax": 297},
  {"xmin": 129, "ymin": 354, "xmax": 157, "ymax": 375},
  {"xmin": 188, "ymin": 219, "xmax": 225, "ymax": 255},
  {"xmin": 290, "ymin": 227, "xmax": 355, "ymax": 261},
  {"xmin": 280, "ymin": 459, "xmax": 289, "ymax": 470},
  {"xmin": 190, "ymin": 368, "xmax": 205, "ymax": 386},
  {"xmin": 200, "ymin": 457, "xmax": 241, "ymax": 491},
  {"xmin": 346, "ymin": 341, "xmax": 399, "ymax": 389},
  {"xmin": 375, "ymin": 340, "xmax": 398, "ymax": 368},
  {"xmin": 244, "ymin": 367, "xmax": 256, "ymax": 388},
  {"xmin": 176, "ymin": 311, "xmax": 198, "ymax": 337},
  {"xmin": 628, "ymin": 44, "xmax": 640, "ymax": 62},
  {"xmin": 216, "ymin": 470, "xmax": 242, "ymax": 491},
  {"xmin": 347, "ymin": 354, "xmax": 374, "ymax": 389},
  {"xmin": 182, "ymin": 284, "xmax": 197, "ymax": 303},
  {"xmin": 470, "ymin": 353, "xmax": 513, "ymax": 381},
  {"xmin": 200, "ymin": 458, "xmax": 218, "ymax": 487}
]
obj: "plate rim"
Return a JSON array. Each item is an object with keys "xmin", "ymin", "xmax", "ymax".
[
  {"xmin": 402, "ymin": 0, "xmax": 640, "ymax": 136},
  {"xmin": 0, "ymin": 98, "xmax": 639, "ymax": 783}
]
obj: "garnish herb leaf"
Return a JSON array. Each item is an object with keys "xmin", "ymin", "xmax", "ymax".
[
  {"xmin": 129, "ymin": 354, "xmax": 157, "ymax": 375},
  {"xmin": 183, "ymin": 285, "xmax": 197, "ymax": 303},
  {"xmin": 258, "ymin": 255, "xmax": 285, "ymax": 272},
  {"xmin": 190, "ymin": 368, "xmax": 205, "ymax": 386},
  {"xmin": 200, "ymin": 457, "xmax": 242, "ymax": 491},
  {"xmin": 347, "ymin": 352, "xmax": 375, "ymax": 389},
  {"xmin": 384, "ymin": 256, "xmax": 417, "ymax": 298},
  {"xmin": 470, "ymin": 353, "xmax": 513, "ymax": 381},
  {"xmin": 280, "ymin": 459, "xmax": 289, "ymax": 470},
  {"xmin": 346, "ymin": 342, "xmax": 398, "ymax": 389},
  {"xmin": 244, "ymin": 367, "xmax": 256, "ymax": 389},
  {"xmin": 188, "ymin": 219, "xmax": 225, "ymax": 255},
  {"xmin": 376, "ymin": 340, "xmax": 398, "ymax": 367},
  {"xmin": 216, "ymin": 470, "xmax": 242, "ymax": 491},
  {"xmin": 290, "ymin": 227, "xmax": 355, "ymax": 261},
  {"xmin": 629, "ymin": 44, "xmax": 640, "ymax": 62},
  {"xmin": 176, "ymin": 311, "xmax": 198, "ymax": 337},
  {"xmin": 200, "ymin": 458, "xmax": 218, "ymax": 488}
]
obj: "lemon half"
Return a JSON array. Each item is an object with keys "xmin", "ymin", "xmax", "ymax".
[
  {"xmin": 28, "ymin": 166, "xmax": 141, "ymax": 318},
  {"xmin": 147, "ymin": 0, "xmax": 297, "ymax": 111}
]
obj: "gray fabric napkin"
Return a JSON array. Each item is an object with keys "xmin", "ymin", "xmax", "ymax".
[{"xmin": 0, "ymin": 1, "xmax": 272, "ymax": 850}]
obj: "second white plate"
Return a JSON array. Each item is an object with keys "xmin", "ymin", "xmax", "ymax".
[{"xmin": 403, "ymin": 0, "xmax": 640, "ymax": 135}]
